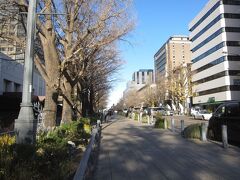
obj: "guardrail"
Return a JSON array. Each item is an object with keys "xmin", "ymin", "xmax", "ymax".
[
  {"xmin": 73, "ymin": 121, "xmax": 101, "ymax": 180},
  {"xmin": 0, "ymin": 130, "xmax": 15, "ymax": 137}
]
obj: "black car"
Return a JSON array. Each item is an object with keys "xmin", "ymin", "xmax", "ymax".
[{"xmin": 207, "ymin": 101, "xmax": 240, "ymax": 146}]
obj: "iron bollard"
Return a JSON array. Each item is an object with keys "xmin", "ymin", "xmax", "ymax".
[
  {"xmin": 180, "ymin": 120, "xmax": 184, "ymax": 133},
  {"xmin": 201, "ymin": 123, "xmax": 207, "ymax": 141},
  {"xmin": 151, "ymin": 115, "xmax": 154, "ymax": 124},
  {"xmin": 147, "ymin": 115, "xmax": 150, "ymax": 125},
  {"xmin": 164, "ymin": 119, "xmax": 167, "ymax": 129},
  {"xmin": 222, "ymin": 125, "xmax": 228, "ymax": 149},
  {"xmin": 138, "ymin": 114, "xmax": 140, "ymax": 122},
  {"xmin": 132, "ymin": 113, "xmax": 134, "ymax": 120},
  {"xmin": 171, "ymin": 118, "xmax": 175, "ymax": 132},
  {"xmin": 97, "ymin": 120, "xmax": 101, "ymax": 131},
  {"xmin": 140, "ymin": 112, "xmax": 142, "ymax": 123}
]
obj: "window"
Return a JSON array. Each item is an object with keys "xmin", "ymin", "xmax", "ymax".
[
  {"xmin": 192, "ymin": 42, "xmax": 224, "ymax": 63},
  {"xmin": 226, "ymin": 103, "xmax": 240, "ymax": 117},
  {"xmin": 216, "ymin": 105, "xmax": 226, "ymax": 117},
  {"xmin": 0, "ymin": 47, "xmax": 7, "ymax": 51},
  {"xmin": 14, "ymin": 83, "xmax": 21, "ymax": 92},
  {"xmin": 191, "ymin": 13, "xmax": 240, "ymax": 42},
  {"xmin": 191, "ymin": 28, "xmax": 223, "ymax": 52},
  {"xmin": 137, "ymin": 72, "xmax": 139, "ymax": 84},
  {"xmin": 4, "ymin": 79, "xmax": 12, "ymax": 92},
  {"xmin": 198, "ymin": 85, "xmax": 240, "ymax": 96},
  {"xmin": 191, "ymin": 15, "xmax": 222, "ymax": 41},
  {"xmin": 190, "ymin": 1, "xmax": 221, "ymax": 32},
  {"xmin": 222, "ymin": 0, "xmax": 240, "ymax": 5},
  {"xmin": 8, "ymin": 47, "xmax": 13, "ymax": 51},
  {"xmin": 142, "ymin": 71, "xmax": 145, "ymax": 84},
  {"xmin": 193, "ymin": 56, "xmax": 226, "ymax": 74}
]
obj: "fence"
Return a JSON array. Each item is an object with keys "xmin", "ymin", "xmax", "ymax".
[
  {"xmin": 0, "ymin": 130, "xmax": 15, "ymax": 137},
  {"xmin": 73, "ymin": 121, "xmax": 101, "ymax": 180}
]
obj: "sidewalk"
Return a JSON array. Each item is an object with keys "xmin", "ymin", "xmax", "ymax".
[{"xmin": 94, "ymin": 116, "xmax": 240, "ymax": 180}]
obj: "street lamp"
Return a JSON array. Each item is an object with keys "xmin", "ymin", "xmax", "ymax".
[{"xmin": 14, "ymin": 0, "xmax": 37, "ymax": 144}]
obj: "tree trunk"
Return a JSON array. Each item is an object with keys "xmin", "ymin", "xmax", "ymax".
[
  {"xmin": 42, "ymin": 85, "xmax": 58, "ymax": 128},
  {"xmin": 40, "ymin": 38, "xmax": 60, "ymax": 128},
  {"xmin": 82, "ymin": 91, "xmax": 90, "ymax": 117},
  {"xmin": 61, "ymin": 98, "xmax": 72, "ymax": 124},
  {"xmin": 89, "ymin": 85, "xmax": 94, "ymax": 116},
  {"xmin": 61, "ymin": 81, "xmax": 73, "ymax": 124}
]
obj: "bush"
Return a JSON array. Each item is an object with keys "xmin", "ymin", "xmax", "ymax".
[
  {"xmin": 0, "ymin": 119, "xmax": 92, "ymax": 180},
  {"xmin": 142, "ymin": 115, "xmax": 148, "ymax": 123},
  {"xmin": 183, "ymin": 123, "xmax": 201, "ymax": 139},
  {"xmin": 155, "ymin": 112, "xmax": 163, "ymax": 120},
  {"xmin": 134, "ymin": 113, "xmax": 139, "ymax": 121},
  {"xmin": 154, "ymin": 118, "xmax": 165, "ymax": 128}
]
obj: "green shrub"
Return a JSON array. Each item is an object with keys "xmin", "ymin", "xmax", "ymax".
[
  {"xmin": 154, "ymin": 113, "xmax": 169, "ymax": 128},
  {"xmin": 0, "ymin": 119, "xmax": 92, "ymax": 180},
  {"xmin": 183, "ymin": 123, "xmax": 201, "ymax": 139},
  {"xmin": 154, "ymin": 118, "xmax": 165, "ymax": 128},
  {"xmin": 155, "ymin": 112, "xmax": 164, "ymax": 120},
  {"xmin": 142, "ymin": 115, "xmax": 148, "ymax": 123},
  {"xmin": 134, "ymin": 113, "xmax": 139, "ymax": 121}
]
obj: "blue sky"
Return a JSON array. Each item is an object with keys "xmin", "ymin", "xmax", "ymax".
[{"xmin": 108, "ymin": 0, "xmax": 209, "ymax": 107}]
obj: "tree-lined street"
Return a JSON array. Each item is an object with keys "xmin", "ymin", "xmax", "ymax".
[{"xmin": 94, "ymin": 116, "xmax": 240, "ymax": 180}]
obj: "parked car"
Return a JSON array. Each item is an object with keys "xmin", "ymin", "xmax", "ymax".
[
  {"xmin": 147, "ymin": 107, "xmax": 165, "ymax": 117},
  {"xmin": 193, "ymin": 110, "xmax": 212, "ymax": 120},
  {"xmin": 207, "ymin": 101, "xmax": 240, "ymax": 145},
  {"xmin": 191, "ymin": 106, "xmax": 201, "ymax": 116},
  {"xmin": 164, "ymin": 109, "xmax": 174, "ymax": 116}
]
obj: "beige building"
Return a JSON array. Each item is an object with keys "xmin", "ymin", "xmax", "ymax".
[
  {"xmin": 154, "ymin": 35, "xmax": 191, "ymax": 79},
  {"xmin": 0, "ymin": 3, "xmax": 25, "ymax": 62},
  {"xmin": 154, "ymin": 35, "xmax": 192, "ymax": 113}
]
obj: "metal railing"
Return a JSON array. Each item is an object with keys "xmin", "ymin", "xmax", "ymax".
[
  {"xmin": 73, "ymin": 121, "xmax": 101, "ymax": 180},
  {"xmin": 0, "ymin": 130, "xmax": 15, "ymax": 137}
]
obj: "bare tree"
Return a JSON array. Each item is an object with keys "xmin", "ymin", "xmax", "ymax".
[{"xmin": 0, "ymin": 0, "xmax": 135, "ymax": 126}]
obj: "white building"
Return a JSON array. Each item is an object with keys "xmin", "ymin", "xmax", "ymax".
[
  {"xmin": 0, "ymin": 53, "xmax": 45, "ymax": 96},
  {"xmin": 123, "ymin": 69, "xmax": 154, "ymax": 99},
  {"xmin": 189, "ymin": 0, "xmax": 240, "ymax": 105}
]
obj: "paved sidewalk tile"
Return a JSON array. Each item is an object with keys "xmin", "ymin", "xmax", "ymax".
[{"xmin": 93, "ymin": 116, "xmax": 240, "ymax": 180}]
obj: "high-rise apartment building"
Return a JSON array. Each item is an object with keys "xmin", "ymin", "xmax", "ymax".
[
  {"xmin": 154, "ymin": 35, "xmax": 191, "ymax": 79},
  {"xmin": 189, "ymin": 0, "xmax": 240, "ymax": 105}
]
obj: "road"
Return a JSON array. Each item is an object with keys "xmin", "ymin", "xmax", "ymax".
[{"xmin": 94, "ymin": 115, "xmax": 240, "ymax": 180}]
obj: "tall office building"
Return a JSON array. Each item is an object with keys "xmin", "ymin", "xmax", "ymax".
[
  {"xmin": 154, "ymin": 35, "xmax": 191, "ymax": 79},
  {"xmin": 189, "ymin": 0, "xmax": 240, "ymax": 105}
]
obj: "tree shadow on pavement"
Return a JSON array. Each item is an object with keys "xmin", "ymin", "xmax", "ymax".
[{"xmin": 93, "ymin": 116, "xmax": 240, "ymax": 180}]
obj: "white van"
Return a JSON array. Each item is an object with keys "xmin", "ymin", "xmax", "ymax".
[{"xmin": 191, "ymin": 107, "xmax": 201, "ymax": 116}]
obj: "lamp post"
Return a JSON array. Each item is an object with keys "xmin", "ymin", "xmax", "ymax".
[{"xmin": 14, "ymin": 0, "xmax": 37, "ymax": 144}]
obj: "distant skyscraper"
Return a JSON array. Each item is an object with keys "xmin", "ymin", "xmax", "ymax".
[
  {"xmin": 123, "ymin": 69, "xmax": 154, "ymax": 97},
  {"xmin": 189, "ymin": 0, "xmax": 240, "ymax": 105}
]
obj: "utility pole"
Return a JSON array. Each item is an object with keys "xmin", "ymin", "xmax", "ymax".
[{"xmin": 15, "ymin": 0, "xmax": 37, "ymax": 144}]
